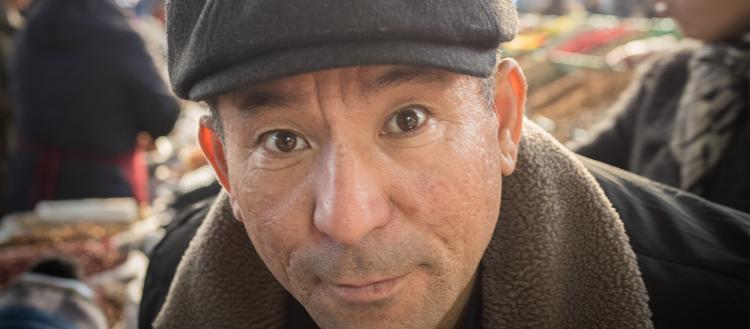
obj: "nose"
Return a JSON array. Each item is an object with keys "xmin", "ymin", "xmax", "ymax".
[{"xmin": 313, "ymin": 143, "xmax": 391, "ymax": 246}]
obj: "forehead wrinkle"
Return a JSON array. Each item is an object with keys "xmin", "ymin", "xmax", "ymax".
[
  {"xmin": 340, "ymin": 67, "xmax": 364, "ymax": 106},
  {"xmin": 361, "ymin": 66, "xmax": 456, "ymax": 97},
  {"xmin": 229, "ymin": 86, "xmax": 307, "ymax": 121}
]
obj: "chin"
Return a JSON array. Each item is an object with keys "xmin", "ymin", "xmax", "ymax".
[
  {"xmin": 304, "ymin": 277, "xmax": 448, "ymax": 329},
  {"xmin": 309, "ymin": 311, "xmax": 441, "ymax": 329}
]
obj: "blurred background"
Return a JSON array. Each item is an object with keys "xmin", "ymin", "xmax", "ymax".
[{"xmin": 0, "ymin": 0, "xmax": 687, "ymax": 328}]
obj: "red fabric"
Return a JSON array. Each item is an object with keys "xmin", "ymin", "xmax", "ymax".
[
  {"xmin": 29, "ymin": 147, "xmax": 61, "ymax": 208},
  {"xmin": 119, "ymin": 149, "xmax": 149, "ymax": 204},
  {"xmin": 19, "ymin": 137, "xmax": 149, "ymax": 207}
]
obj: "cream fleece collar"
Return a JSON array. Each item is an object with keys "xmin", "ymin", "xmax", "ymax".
[{"xmin": 154, "ymin": 122, "xmax": 653, "ymax": 329}]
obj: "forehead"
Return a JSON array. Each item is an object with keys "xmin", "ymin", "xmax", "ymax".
[{"xmin": 216, "ymin": 65, "xmax": 480, "ymax": 109}]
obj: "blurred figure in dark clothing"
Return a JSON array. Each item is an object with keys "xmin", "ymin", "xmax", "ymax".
[
  {"xmin": 5, "ymin": 0, "xmax": 180, "ymax": 214},
  {"xmin": 572, "ymin": 0, "xmax": 750, "ymax": 213},
  {"xmin": 0, "ymin": 0, "xmax": 29, "ymax": 217}
]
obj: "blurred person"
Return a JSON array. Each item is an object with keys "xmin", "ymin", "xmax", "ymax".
[
  {"xmin": 128, "ymin": 0, "xmax": 167, "ymax": 79},
  {"xmin": 140, "ymin": 1, "xmax": 749, "ymax": 329},
  {"xmin": 583, "ymin": 0, "xmax": 653, "ymax": 17},
  {"xmin": 0, "ymin": 257, "xmax": 107, "ymax": 329},
  {"xmin": 4, "ymin": 0, "xmax": 180, "ymax": 214},
  {"xmin": 0, "ymin": 0, "xmax": 27, "ymax": 217},
  {"xmin": 515, "ymin": 0, "xmax": 577, "ymax": 14},
  {"xmin": 572, "ymin": 0, "xmax": 750, "ymax": 213}
]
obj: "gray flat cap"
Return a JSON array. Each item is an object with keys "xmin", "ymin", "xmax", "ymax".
[{"xmin": 167, "ymin": 0, "xmax": 518, "ymax": 100}]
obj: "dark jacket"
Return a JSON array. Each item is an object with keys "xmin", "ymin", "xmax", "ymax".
[
  {"xmin": 138, "ymin": 192, "xmax": 219, "ymax": 329},
  {"xmin": 573, "ymin": 46, "xmax": 750, "ymax": 213},
  {"xmin": 583, "ymin": 157, "xmax": 749, "ymax": 328},
  {"xmin": 139, "ymin": 161, "xmax": 749, "ymax": 328},
  {"xmin": 5, "ymin": 0, "xmax": 179, "ymax": 212}
]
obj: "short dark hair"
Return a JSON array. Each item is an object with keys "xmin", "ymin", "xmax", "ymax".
[{"xmin": 204, "ymin": 97, "xmax": 224, "ymax": 141}]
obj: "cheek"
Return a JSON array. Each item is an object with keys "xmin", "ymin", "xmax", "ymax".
[
  {"xmin": 670, "ymin": 0, "xmax": 727, "ymax": 40},
  {"xmin": 402, "ymin": 122, "xmax": 503, "ymax": 269},
  {"xmin": 225, "ymin": 149, "xmax": 315, "ymax": 285}
]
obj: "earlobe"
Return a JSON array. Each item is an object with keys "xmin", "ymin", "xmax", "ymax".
[
  {"xmin": 198, "ymin": 117, "xmax": 232, "ymax": 192},
  {"xmin": 498, "ymin": 128, "xmax": 518, "ymax": 176},
  {"xmin": 230, "ymin": 197, "xmax": 245, "ymax": 222},
  {"xmin": 492, "ymin": 58, "xmax": 527, "ymax": 176}
]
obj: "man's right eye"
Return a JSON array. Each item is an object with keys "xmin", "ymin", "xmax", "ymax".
[{"xmin": 260, "ymin": 130, "xmax": 310, "ymax": 153}]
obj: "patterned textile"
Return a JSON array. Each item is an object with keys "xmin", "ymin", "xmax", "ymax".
[
  {"xmin": 0, "ymin": 273, "xmax": 107, "ymax": 329},
  {"xmin": 670, "ymin": 33, "xmax": 750, "ymax": 191}
]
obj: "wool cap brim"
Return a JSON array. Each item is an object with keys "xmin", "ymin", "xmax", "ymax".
[
  {"xmin": 168, "ymin": 0, "xmax": 518, "ymax": 100},
  {"xmin": 188, "ymin": 40, "xmax": 499, "ymax": 101}
]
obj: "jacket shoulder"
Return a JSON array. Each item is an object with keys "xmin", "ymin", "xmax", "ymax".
[
  {"xmin": 582, "ymin": 157, "xmax": 750, "ymax": 329},
  {"xmin": 139, "ymin": 196, "xmax": 215, "ymax": 329},
  {"xmin": 637, "ymin": 42, "xmax": 698, "ymax": 80}
]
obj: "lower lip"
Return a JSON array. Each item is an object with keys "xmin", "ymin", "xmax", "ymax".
[{"xmin": 325, "ymin": 273, "xmax": 409, "ymax": 303}]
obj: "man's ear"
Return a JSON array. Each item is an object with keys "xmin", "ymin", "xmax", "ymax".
[
  {"xmin": 491, "ymin": 58, "xmax": 527, "ymax": 176},
  {"xmin": 198, "ymin": 116, "xmax": 232, "ymax": 192}
]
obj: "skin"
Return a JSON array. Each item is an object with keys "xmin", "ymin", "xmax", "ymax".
[
  {"xmin": 660, "ymin": 0, "xmax": 750, "ymax": 42},
  {"xmin": 199, "ymin": 59, "xmax": 527, "ymax": 329}
]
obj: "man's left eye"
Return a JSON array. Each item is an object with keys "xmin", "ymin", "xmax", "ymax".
[{"xmin": 382, "ymin": 106, "xmax": 429, "ymax": 135}]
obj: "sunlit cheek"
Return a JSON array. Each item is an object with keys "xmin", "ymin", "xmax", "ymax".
[
  {"xmin": 409, "ymin": 121, "xmax": 501, "ymax": 266},
  {"xmin": 225, "ymin": 143, "xmax": 311, "ymax": 198}
]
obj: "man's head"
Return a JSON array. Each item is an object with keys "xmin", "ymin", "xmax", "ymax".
[
  {"xmin": 658, "ymin": 0, "xmax": 750, "ymax": 42},
  {"xmin": 167, "ymin": 1, "xmax": 525, "ymax": 328}
]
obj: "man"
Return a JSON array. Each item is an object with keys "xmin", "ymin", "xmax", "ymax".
[
  {"xmin": 572, "ymin": 0, "xmax": 750, "ymax": 213},
  {"xmin": 148, "ymin": 1, "xmax": 749, "ymax": 328}
]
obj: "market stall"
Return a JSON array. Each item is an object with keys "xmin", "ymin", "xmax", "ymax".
[
  {"xmin": 0, "ymin": 7, "xmax": 685, "ymax": 329},
  {"xmin": 505, "ymin": 13, "xmax": 681, "ymax": 143}
]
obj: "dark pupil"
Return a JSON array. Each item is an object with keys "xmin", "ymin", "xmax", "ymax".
[
  {"xmin": 396, "ymin": 109, "xmax": 419, "ymax": 131},
  {"xmin": 275, "ymin": 131, "xmax": 297, "ymax": 152}
]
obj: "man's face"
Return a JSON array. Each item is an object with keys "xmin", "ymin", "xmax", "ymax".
[
  {"xmin": 662, "ymin": 0, "xmax": 750, "ymax": 42},
  {"xmin": 206, "ymin": 64, "xmax": 523, "ymax": 329}
]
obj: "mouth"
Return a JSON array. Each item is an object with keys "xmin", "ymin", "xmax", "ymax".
[{"xmin": 323, "ymin": 272, "xmax": 411, "ymax": 304}]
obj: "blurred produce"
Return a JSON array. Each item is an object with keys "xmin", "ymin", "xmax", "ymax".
[
  {"xmin": 0, "ymin": 198, "xmax": 138, "ymax": 245},
  {"xmin": 504, "ymin": 14, "xmax": 582, "ymax": 54},
  {"xmin": 504, "ymin": 13, "xmax": 681, "ymax": 143},
  {"xmin": 527, "ymin": 68, "xmax": 633, "ymax": 142},
  {"xmin": 0, "ymin": 220, "xmax": 129, "ymax": 246},
  {"xmin": 0, "ymin": 239, "xmax": 125, "ymax": 285},
  {"xmin": 35, "ymin": 198, "xmax": 139, "ymax": 224}
]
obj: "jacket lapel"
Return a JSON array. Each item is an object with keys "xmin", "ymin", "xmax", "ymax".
[{"xmin": 481, "ymin": 122, "xmax": 652, "ymax": 328}]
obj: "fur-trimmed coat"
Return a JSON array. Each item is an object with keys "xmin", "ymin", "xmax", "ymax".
[{"xmin": 147, "ymin": 122, "xmax": 749, "ymax": 328}]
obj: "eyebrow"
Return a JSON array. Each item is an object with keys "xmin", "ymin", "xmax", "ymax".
[
  {"xmin": 234, "ymin": 88, "xmax": 303, "ymax": 115},
  {"xmin": 366, "ymin": 66, "xmax": 453, "ymax": 95},
  {"xmin": 240, "ymin": 90, "xmax": 302, "ymax": 110}
]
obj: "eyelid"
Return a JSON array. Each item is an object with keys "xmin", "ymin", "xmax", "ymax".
[
  {"xmin": 381, "ymin": 104, "xmax": 432, "ymax": 137},
  {"xmin": 258, "ymin": 129, "xmax": 311, "ymax": 154},
  {"xmin": 255, "ymin": 126, "xmax": 307, "ymax": 145}
]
